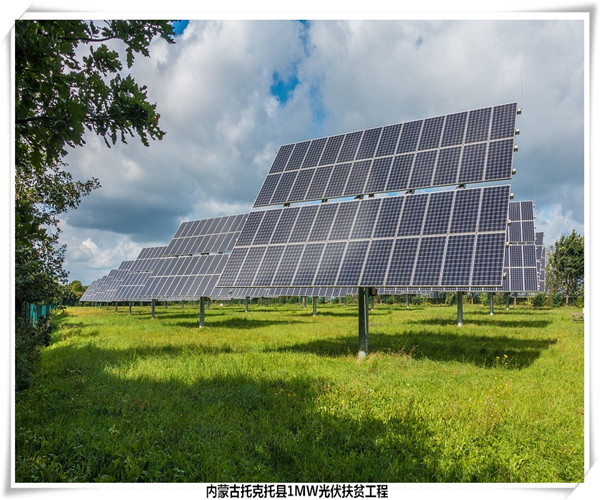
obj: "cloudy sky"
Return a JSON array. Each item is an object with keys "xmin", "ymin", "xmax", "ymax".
[{"xmin": 56, "ymin": 16, "xmax": 586, "ymax": 285}]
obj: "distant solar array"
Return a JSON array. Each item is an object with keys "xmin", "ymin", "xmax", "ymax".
[
  {"xmin": 255, "ymin": 103, "xmax": 517, "ymax": 207},
  {"xmin": 536, "ymin": 231, "xmax": 546, "ymax": 292}
]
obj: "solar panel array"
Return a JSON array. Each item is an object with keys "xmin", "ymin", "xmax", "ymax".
[
  {"xmin": 166, "ymin": 214, "xmax": 247, "ymax": 256},
  {"xmin": 255, "ymin": 103, "xmax": 517, "ymax": 207},
  {"xmin": 218, "ymin": 184, "xmax": 511, "ymax": 290}
]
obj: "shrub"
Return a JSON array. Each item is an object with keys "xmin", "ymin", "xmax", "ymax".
[
  {"xmin": 411, "ymin": 295, "xmax": 422, "ymax": 305},
  {"xmin": 15, "ymin": 316, "xmax": 53, "ymax": 391},
  {"xmin": 532, "ymin": 293, "xmax": 545, "ymax": 308},
  {"xmin": 575, "ymin": 291, "xmax": 584, "ymax": 309},
  {"xmin": 445, "ymin": 293, "xmax": 457, "ymax": 305},
  {"xmin": 552, "ymin": 293, "xmax": 565, "ymax": 307},
  {"xmin": 479, "ymin": 293, "xmax": 489, "ymax": 306}
]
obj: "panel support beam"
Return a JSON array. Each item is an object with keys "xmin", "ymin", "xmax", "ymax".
[
  {"xmin": 457, "ymin": 292, "xmax": 464, "ymax": 327},
  {"xmin": 489, "ymin": 293, "xmax": 494, "ymax": 315},
  {"xmin": 358, "ymin": 287, "xmax": 369, "ymax": 358},
  {"xmin": 199, "ymin": 297, "xmax": 205, "ymax": 328}
]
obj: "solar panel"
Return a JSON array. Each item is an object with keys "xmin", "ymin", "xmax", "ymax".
[
  {"xmin": 536, "ymin": 231, "xmax": 546, "ymax": 292},
  {"xmin": 219, "ymin": 184, "xmax": 511, "ymax": 290},
  {"xmin": 165, "ymin": 214, "xmax": 247, "ymax": 256},
  {"xmin": 254, "ymin": 103, "xmax": 518, "ymax": 207}
]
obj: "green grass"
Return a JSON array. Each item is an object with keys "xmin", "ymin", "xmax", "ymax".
[{"xmin": 15, "ymin": 302, "xmax": 584, "ymax": 483}]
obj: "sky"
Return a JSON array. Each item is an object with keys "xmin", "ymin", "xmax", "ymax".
[{"xmin": 54, "ymin": 17, "xmax": 586, "ymax": 285}]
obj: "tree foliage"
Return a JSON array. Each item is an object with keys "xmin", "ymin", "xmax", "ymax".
[
  {"xmin": 15, "ymin": 20, "xmax": 175, "ymax": 389},
  {"xmin": 547, "ymin": 230, "xmax": 584, "ymax": 306}
]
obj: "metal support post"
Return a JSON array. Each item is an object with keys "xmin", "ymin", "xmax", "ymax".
[
  {"xmin": 303, "ymin": 296, "xmax": 306, "ymax": 308},
  {"xmin": 489, "ymin": 293, "xmax": 494, "ymax": 315},
  {"xmin": 206, "ymin": 299, "xmax": 210, "ymax": 310},
  {"xmin": 115, "ymin": 303, "xmax": 118, "ymax": 313},
  {"xmin": 106, "ymin": 302, "xmax": 109, "ymax": 311},
  {"xmin": 151, "ymin": 299, "xmax": 156, "ymax": 319},
  {"xmin": 312, "ymin": 297, "xmax": 317, "ymax": 317},
  {"xmin": 245, "ymin": 298, "xmax": 249, "ymax": 313},
  {"xmin": 358, "ymin": 287, "xmax": 369, "ymax": 358},
  {"xmin": 128, "ymin": 301, "xmax": 132, "ymax": 315},
  {"xmin": 199, "ymin": 297, "xmax": 205, "ymax": 328},
  {"xmin": 457, "ymin": 292, "xmax": 463, "ymax": 327},
  {"xmin": 406, "ymin": 294, "xmax": 410, "ymax": 308},
  {"xmin": 505, "ymin": 293, "xmax": 510, "ymax": 310},
  {"xmin": 514, "ymin": 294, "xmax": 517, "ymax": 307},
  {"xmin": 344, "ymin": 296, "xmax": 347, "ymax": 307},
  {"xmin": 164, "ymin": 301, "xmax": 167, "ymax": 310},
  {"xmin": 181, "ymin": 301, "xmax": 184, "ymax": 309},
  {"xmin": 370, "ymin": 296, "xmax": 374, "ymax": 311}
]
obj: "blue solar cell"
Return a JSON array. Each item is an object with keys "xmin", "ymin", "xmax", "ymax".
[
  {"xmin": 254, "ymin": 174, "xmax": 281, "ymax": 206},
  {"xmin": 520, "ymin": 201, "xmax": 534, "ymax": 221},
  {"xmin": 287, "ymin": 168, "xmax": 316, "ymax": 203},
  {"xmin": 509, "ymin": 201, "xmax": 521, "ymax": 222},
  {"xmin": 412, "ymin": 236, "xmax": 446, "ymax": 285},
  {"xmin": 309, "ymin": 203, "xmax": 338, "ymax": 242},
  {"xmin": 293, "ymin": 243, "xmax": 325, "ymax": 286},
  {"xmin": 521, "ymin": 221, "xmax": 535, "ymax": 242},
  {"xmin": 269, "ymin": 144, "xmax": 294, "ymax": 173},
  {"xmin": 441, "ymin": 112, "xmax": 467, "ymax": 147},
  {"xmin": 373, "ymin": 196, "xmax": 404, "ymax": 238},
  {"xmin": 375, "ymin": 124, "xmax": 402, "ymax": 157},
  {"xmin": 285, "ymin": 141, "xmax": 311, "ymax": 171},
  {"xmin": 237, "ymin": 211, "xmax": 265, "ymax": 246},
  {"xmin": 510, "ymin": 267, "xmax": 524, "ymax": 291},
  {"xmin": 485, "ymin": 139, "xmax": 513, "ymax": 181},
  {"xmin": 479, "ymin": 185, "xmax": 510, "ymax": 232},
  {"xmin": 343, "ymin": 160, "xmax": 372, "ymax": 197},
  {"xmin": 523, "ymin": 245, "xmax": 537, "ymax": 267},
  {"xmin": 329, "ymin": 201, "xmax": 359, "ymax": 240},
  {"xmin": 305, "ymin": 165, "xmax": 334, "ymax": 200},
  {"xmin": 356, "ymin": 128, "xmax": 382, "ymax": 160},
  {"xmin": 472, "ymin": 232, "xmax": 506, "ymax": 286},
  {"xmin": 432, "ymin": 146, "xmax": 460, "ymax": 186},
  {"xmin": 365, "ymin": 157, "xmax": 392, "ymax": 193},
  {"xmin": 323, "ymin": 163, "xmax": 351, "ymax": 199},
  {"xmin": 386, "ymin": 238, "xmax": 419, "ymax": 285},
  {"xmin": 272, "ymin": 244, "xmax": 304, "ymax": 286},
  {"xmin": 360, "ymin": 239, "xmax": 394, "ymax": 285},
  {"xmin": 510, "ymin": 245, "xmax": 523, "ymax": 267},
  {"xmin": 319, "ymin": 135, "xmax": 345, "ymax": 165},
  {"xmin": 465, "ymin": 107, "xmax": 491, "ymax": 143},
  {"xmin": 457, "ymin": 143, "xmax": 486, "ymax": 183},
  {"xmin": 441, "ymin": 234, "xmax": 475, "ymax": 285},
  {"xmin": 396, "ymin": 120, "xmax": 422, "ymax": 154},
  {"xmin": 253, "ymin": 210, "xmax": 281, "ymax": 245},
  {"xmin": 422, "ymin": 191, "xmax": 453, "ymax": 235},
  {"xmin": 509, "ymin": 221, "xmax": 522, "ymax": 242},
  {"xmin": 490, "ymin": 103, "xmax": 517, "ymax": 140},
  {"xmin": 351, "ymin": 198, "xmax": 381, "ymax": 239},
  {"xmin": 302, "ymin": 138, "xmax": 327, "ymax": 168},
  {"xmin": 217, "ymin": 247, "xmax": 248, "ymax": 286},
  {"xmin": 270, "ymin": 170, "xmax": 298, "ymax": 204},
  {"xmin": 234, "ymin": 246, "xmax": 266, "ymax": 286},
  {"xmin": 397, "ymin": 194, "xmax": 428, "ymax": 237},
  {"xmin": 336, "ymin": 240, "xmax": 369, "ymax": 285},
  {"xmin": 418, "ymin": 116, "xmax": 444, "ymax": 150},
  {"xmin": 313, "ymin": 242, "xmax": 346, "ymax": 285},
  {"xmin": 386, "ymin": 154, "xmax": 413, "ymax": 191},
  {"xmin": 337, "ymin": 131, "xmax": 364, "ymax": 162},
  {"xmin": 289, "ymin": 205, "xmax": 319, "ymax": 243},
  {"xmin": 408, "ymin": 150, "xmax": 437, "ymax": 189},
  {"xmin": 523, "ymin": 268, "xmax": 538, "ymax": 291},
  {"xmin": 252, "ymin": 242, "xmax": 282, "ymax": 285},
  {"xmin": 271, "ymin": 207, "xmax": 299, "ymax": 244}
]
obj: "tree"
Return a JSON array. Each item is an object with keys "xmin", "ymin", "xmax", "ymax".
[
  {"xmin": 15, "ymin": 20, "xmax": 175, "ymax": 389},
  {"xmin": 547, "ymin": 230, "xmax": 584, "ymax": 306}
]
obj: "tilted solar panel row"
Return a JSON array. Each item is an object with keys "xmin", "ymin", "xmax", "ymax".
[{"xmin": 255, "ymin": 103, "xmax": 518, "ymax": 207}]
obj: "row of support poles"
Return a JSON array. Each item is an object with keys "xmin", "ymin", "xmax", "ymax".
[
  {"xmin": 357, "ymin": 287, "xmax": 370, "ymax": 359},
  {"xmin": 312, "ymin": 297, "xmax": 317, "ymax": 317},
  {"xmin": 457, "ymin": 291, "xmax": 464, "ymax": 327},
  {"xmin": 151, "ymin": 299, "xmax": 156, "ymax": 319},
  {"xmin": 489, "ymin": 293, "xmax": 494, "ymax": 316},
  {"xmin": 199, "ymin": 297, "xmax": 205, "ymax": 328}
]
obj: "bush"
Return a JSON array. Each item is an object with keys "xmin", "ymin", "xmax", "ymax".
[
  {"xmin": 15, "ymin": 316, "xmax": 53, "ymax": 391},
  {"xmin": 411, "ymin": 295, "xmax": 422, "ymax": 305},
  {"xmin": 445, "ymin": 293, "xmax": 457, "ymax": 305},
  {"xmin": 552, "ymin": 293, "xmax": 565, "ymax": 307},
  {"xmin": 532, "ymin": 293, "xmax": 545, "ymax": 308},
  {"xmin": 478, "ymin": 293, "xmax": 489, "ymax": 306},
  {"xmin": 575, "ymin": 291, "xmax": 584, "ymax": 309}
]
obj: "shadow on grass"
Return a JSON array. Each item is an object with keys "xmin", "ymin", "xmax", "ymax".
[
  {"xmin": 406, "ymin": 317, "xmax": 551, "ymax": 328},
  {"xmin": 16, "ymin": 342, "xmax": 456, "ymax": 483},
  {"xmin": 271, "ymin": 331, "xmax": 556, "ymax": 369}
]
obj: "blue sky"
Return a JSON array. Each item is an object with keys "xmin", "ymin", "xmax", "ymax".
[{"xmin": 56, "ymin": 18, "xmax": 586, "ymax": 285}]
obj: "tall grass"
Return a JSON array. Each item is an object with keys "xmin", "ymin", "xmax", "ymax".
[{"xmin": 15, "ymin": 302, "xmax": 584, "ymax": 483}]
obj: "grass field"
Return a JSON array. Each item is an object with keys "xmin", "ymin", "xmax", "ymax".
[{"xmin": 15, "ymin": 301, "xmax": 584, "ymax": 483}]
